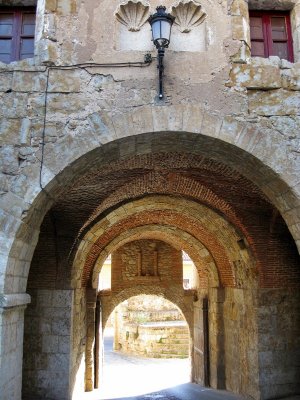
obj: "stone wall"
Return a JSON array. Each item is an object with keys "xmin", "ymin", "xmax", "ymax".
[
  {"xmin": 223, "ymin": 288, "xmax": 259, "ymax": 399},
  {"xmin": 23, "ymin": 289, "xmax": 73, "ymax": 399},
  {"xmin": 193, "ymin": 288, "xmax": 259, "ymax": 398},
  {"xmin": 113, "ymin": 295, "xmax": 189, "ymax": 358},
  {"xmin": 119, "ymin": 322, "xmax": 189, "ymax": 358},
  {"xmin": 70, "ymin": 289, "xmax": 86, "ymax": 399},
  {"xmin": 0, "ymin": 0, "xmax": 299, "ymax": 399},
  {"xmin": 0, "ymin": 294, "xmax": 30, "ymax": 400},
  {"xmin": 111, "ymin": 239, "xmax": 183, "ymax": 291},
  {"xmin": 257, "ymin": 289, "xmax": 300, "ymax": 399}
]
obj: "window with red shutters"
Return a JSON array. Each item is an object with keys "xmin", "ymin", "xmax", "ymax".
[
  {"xmin": 0, "ymin": 8, "xmax": 36, "ymax": 63},
  {"xmin": 249, "ymin": 11, "xmax": 294, "ymax": 62}
]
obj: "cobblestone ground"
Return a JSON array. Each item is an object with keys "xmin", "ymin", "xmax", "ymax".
[{"xmin": 83, "ymin": 331, "xmax": 243, "ymax": 400}]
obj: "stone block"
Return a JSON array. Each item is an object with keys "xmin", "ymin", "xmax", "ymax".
[
  {"xmin": 45, "ymin": 0, "xmax": 58, "ymax": 12},
  {"xmin": 40, "ymin": 318, "xmax": 52, "ymax": 334},
  {"xmin": 26, "ymin": 93, "xmax": 46, "ymax": 118},
  {"xmin": 0, "ymin": 92, "xmax": 28, "ymax": 118},
  {"xmin": 47, "ymin": 93, "xmax": 88, "ymax": 115},
  {"xmin": 58, "ymin": 336, "xmax": 70, "ymax": 354},
  {"xmin": 290, "ymin": 222, "xmax": 300, "ymax": 240},
  {"xmin": 56, "ymin": 0, "xmax": 77, "ymax": 15},
  {"xmin": 0, "ymin": 119, "xmax": 22, "ymax": 145},
  {"xmin": 12, "ymin": 72, "xmax": 47, "ymax": 93},
  {"xmin": 248, "ymin": 89, "xmax": 300, "ymax": 116},
  {"xmin": 47, "ymin": 353, "xmax": 69, "ymax": 371},
  {"xmin": 42, "ymin": 335, "xmax": 59, "ymax": 353},
  {"xmin": 281, "ymin": 67, "xmax": 300, "ymax": 90},
  {"xmin": 37, "ymin": 290, "xmax": 53, "ymax": 307},
  {"xmin": 87, "ymin": 112, "xmax": 116, "ymax": 144},
  {"xmin": 52, "ymin": 290, "xmax": 73, "ymax": 308},
  {"xmin": 231, "ymin": 41, "xmax": 251, "ymax": 63},
  {"xmin": 42, "ymin": 13, "xmax": 57, "ymax": 41},
  {"xmin": 219, "ymin": 116, "xmax": 245, "ymax": 144},
  {"xmin": 20, "ymin": 118, "xmax": 32, "ymax": 145},
  {"xmin": 182, "ymin": 105, "xmax": 204, "ymax": 133},
  {"xmin": 229, "ymin": 64, "xmax": 281, "ymax": 89},
  {"xmin": 112, "ymin": 112, "xmax": 134, "ymax": 139},
  {"xmin": 48, "ymin": 69, "xmax": 81, "ymax": 93},
  {"xmin": 0, "ymin": 146, "xmax": 19, "ymax": 175},
  {"xmin": 230, "ymin": 0, "xmax": 248, "ymax": 17},
  {"xmin": 131, "ymin": 106, "xmax": 154, "ymax": 134},
  {"xmin": 36, "ymin": 39, "xmax": 59, "ymax": 65},
  {"xmin": 231, "ymin": 16, "xmax": 250, "ymax": 44},
  {"xmin": 200, "ymin": 112, "xmax": 223, "ymax": 138},
  {"xmin": 152, "ymin": 107, "xmax": 171, "ymax": 132},
  {"xmin": 52, "ymin": 317, "xmax": 71, "ymax": 336},
  {"xmin": 0, "ymin": 72, "xmax": 13, "ymax": 92}
]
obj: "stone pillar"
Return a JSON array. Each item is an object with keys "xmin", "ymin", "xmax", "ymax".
[
  {"xmin": 230, "ymin": 0, "xmax": 251, "ymax": 63},
  {"xmin": 209, "ymin": 288, "xmax": 225, "ymax": 390},
  {"xmin": 291, "ymin": 2, "xmax": 300, "ymax": 62},
  {"xmin": 22, "ymin": 289, "xmax": 74, "ymax": 400},
  {"xmin": 85, "ymin": 288, "xmax": 97, "ymax": 392},
  {"xmin": 192, "ymin": 293, "xmax": 204, "ymax": 385},
  {"xmin": 0, "ymin": 293, "xmax": 31, "ymax": 400}
]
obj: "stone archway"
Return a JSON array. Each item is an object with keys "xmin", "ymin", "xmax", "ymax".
[{"xmin": 0, "ymin": 106, "xmax": 299, "ymax": 399}]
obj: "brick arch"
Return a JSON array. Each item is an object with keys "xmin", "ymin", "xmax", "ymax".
[
  {"xmin": 79, "ymin": 170, "xmax": 243, "ymax": 237},
  {"xmin": 73, "ymin": 169, "xmax": 263, "ymax": 282},
  {"xmin": 91, "ymin": 225, "xmax": 221, "ymax": 289},
  {"xmin": 100, "ymin": 285, "xmax": 195, "ymax": 333},
  {"xmin": 74, "ymin": 196, "xmax": 252, "ymax": 288},
  {"xmin": 80, "ymin": 211, "xmax": 235, "ymax": 288}
]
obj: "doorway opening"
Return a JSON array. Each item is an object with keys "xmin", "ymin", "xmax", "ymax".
[{"xmin": 94, "ymin": 295, "xmax": 191, "ymax": 399}]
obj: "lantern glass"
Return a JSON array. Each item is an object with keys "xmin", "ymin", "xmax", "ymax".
[
  {"xmin": 148, "ymin": 6, "xmax": 175, "ymax": 49},
  {"xmin": 151, "ymin": 19, "xmax": 172, "ymax": 48}
]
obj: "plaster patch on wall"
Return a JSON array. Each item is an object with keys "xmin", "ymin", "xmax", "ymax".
[{"xmin": 116, "ymin": 23, "xmax": 153, "ymax": 51}]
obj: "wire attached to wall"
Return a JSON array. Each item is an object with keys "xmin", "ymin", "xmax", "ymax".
[{"xmin": 38, "ymin": 55, "xmax": 153, "ymax": 201}]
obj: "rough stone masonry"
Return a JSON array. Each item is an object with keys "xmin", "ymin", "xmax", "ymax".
[{"xmin": 0, "ymin": 0, "xmax": 300, "ymax": 399}]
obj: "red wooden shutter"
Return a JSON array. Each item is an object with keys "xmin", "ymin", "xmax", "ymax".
[
  {"xmin": 249, "ymin": 11, "xmax": 294, "ymax": 62},
  {"xmin": 0, "ymin": 8, "xmax": 35, "ymax": 63}
]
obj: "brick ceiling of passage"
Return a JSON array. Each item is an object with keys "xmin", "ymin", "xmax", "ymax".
[
  {"xmin": 50, "ymin": 152, "xmax": 274, "ymax": 239},
  {"xmin": 31, "ymin": 151, "xmax": 299, "ymax": 290}
]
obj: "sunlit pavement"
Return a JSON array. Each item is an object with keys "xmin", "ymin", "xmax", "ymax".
[{"xmin": 83, "ymin": 331, "xmax": 244, "ymax": 400}]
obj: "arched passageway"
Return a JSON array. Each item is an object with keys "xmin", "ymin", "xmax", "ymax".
[{"xmin": 1, "ymin": 127, "xmax": 298, "ymax": 400}]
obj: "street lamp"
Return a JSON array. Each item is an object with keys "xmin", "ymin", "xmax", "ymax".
[{"xmin": 148, "ymin": 6, "xmax": 175, "ymax": 99}]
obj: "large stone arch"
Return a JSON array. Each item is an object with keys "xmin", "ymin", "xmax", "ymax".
[
  {"xmin": 1, "ymin": 105, "xmax": 299, "ymax": 295},
  {"xmin": 1, "ymin": 105, "xmax": 299, "ymax": 400}
]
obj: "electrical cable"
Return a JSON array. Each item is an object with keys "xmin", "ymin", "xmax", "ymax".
[{"xmin": 38, "ymin": 55, "xmax": 153, "ymax": 198}]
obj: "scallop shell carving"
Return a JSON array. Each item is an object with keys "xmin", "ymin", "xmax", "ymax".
[
  {"xmin": 115, "ymin": 0, "xmax": 150, "ymax": 32},
  {"xmin": 171, "ymin": 0, "xmax": 207, "ymax": 33}
]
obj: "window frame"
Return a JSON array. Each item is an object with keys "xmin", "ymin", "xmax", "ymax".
[
  {"xmin": 0, "ymin": 6, "xmax": 36, "ymax": 63},
  {"xmin": 249, "ymin": 10, "xmax": 294, "ymax": 62}
]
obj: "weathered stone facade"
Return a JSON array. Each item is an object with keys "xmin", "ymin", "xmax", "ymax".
[{"xmin": 0, "ymin": 0, "xmax": 299, "ymax": 399}]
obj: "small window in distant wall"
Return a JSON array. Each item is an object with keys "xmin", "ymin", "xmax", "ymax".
[
  {"xmin": 0, "ymin": 7, "xmax": 36, "ymax": 63},
  {"xmin": 249, "ymin": 11, "xmax": 294, "ymax": 62}
]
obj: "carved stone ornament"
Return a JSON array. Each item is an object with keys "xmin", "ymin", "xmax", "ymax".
[
  {"xmin": 171, "ymin": 0, "xmax": 207, "ymax": 33},
  {"xmin": 115, "ymin": 0, "xmax": 150, "ymax": 32}
]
